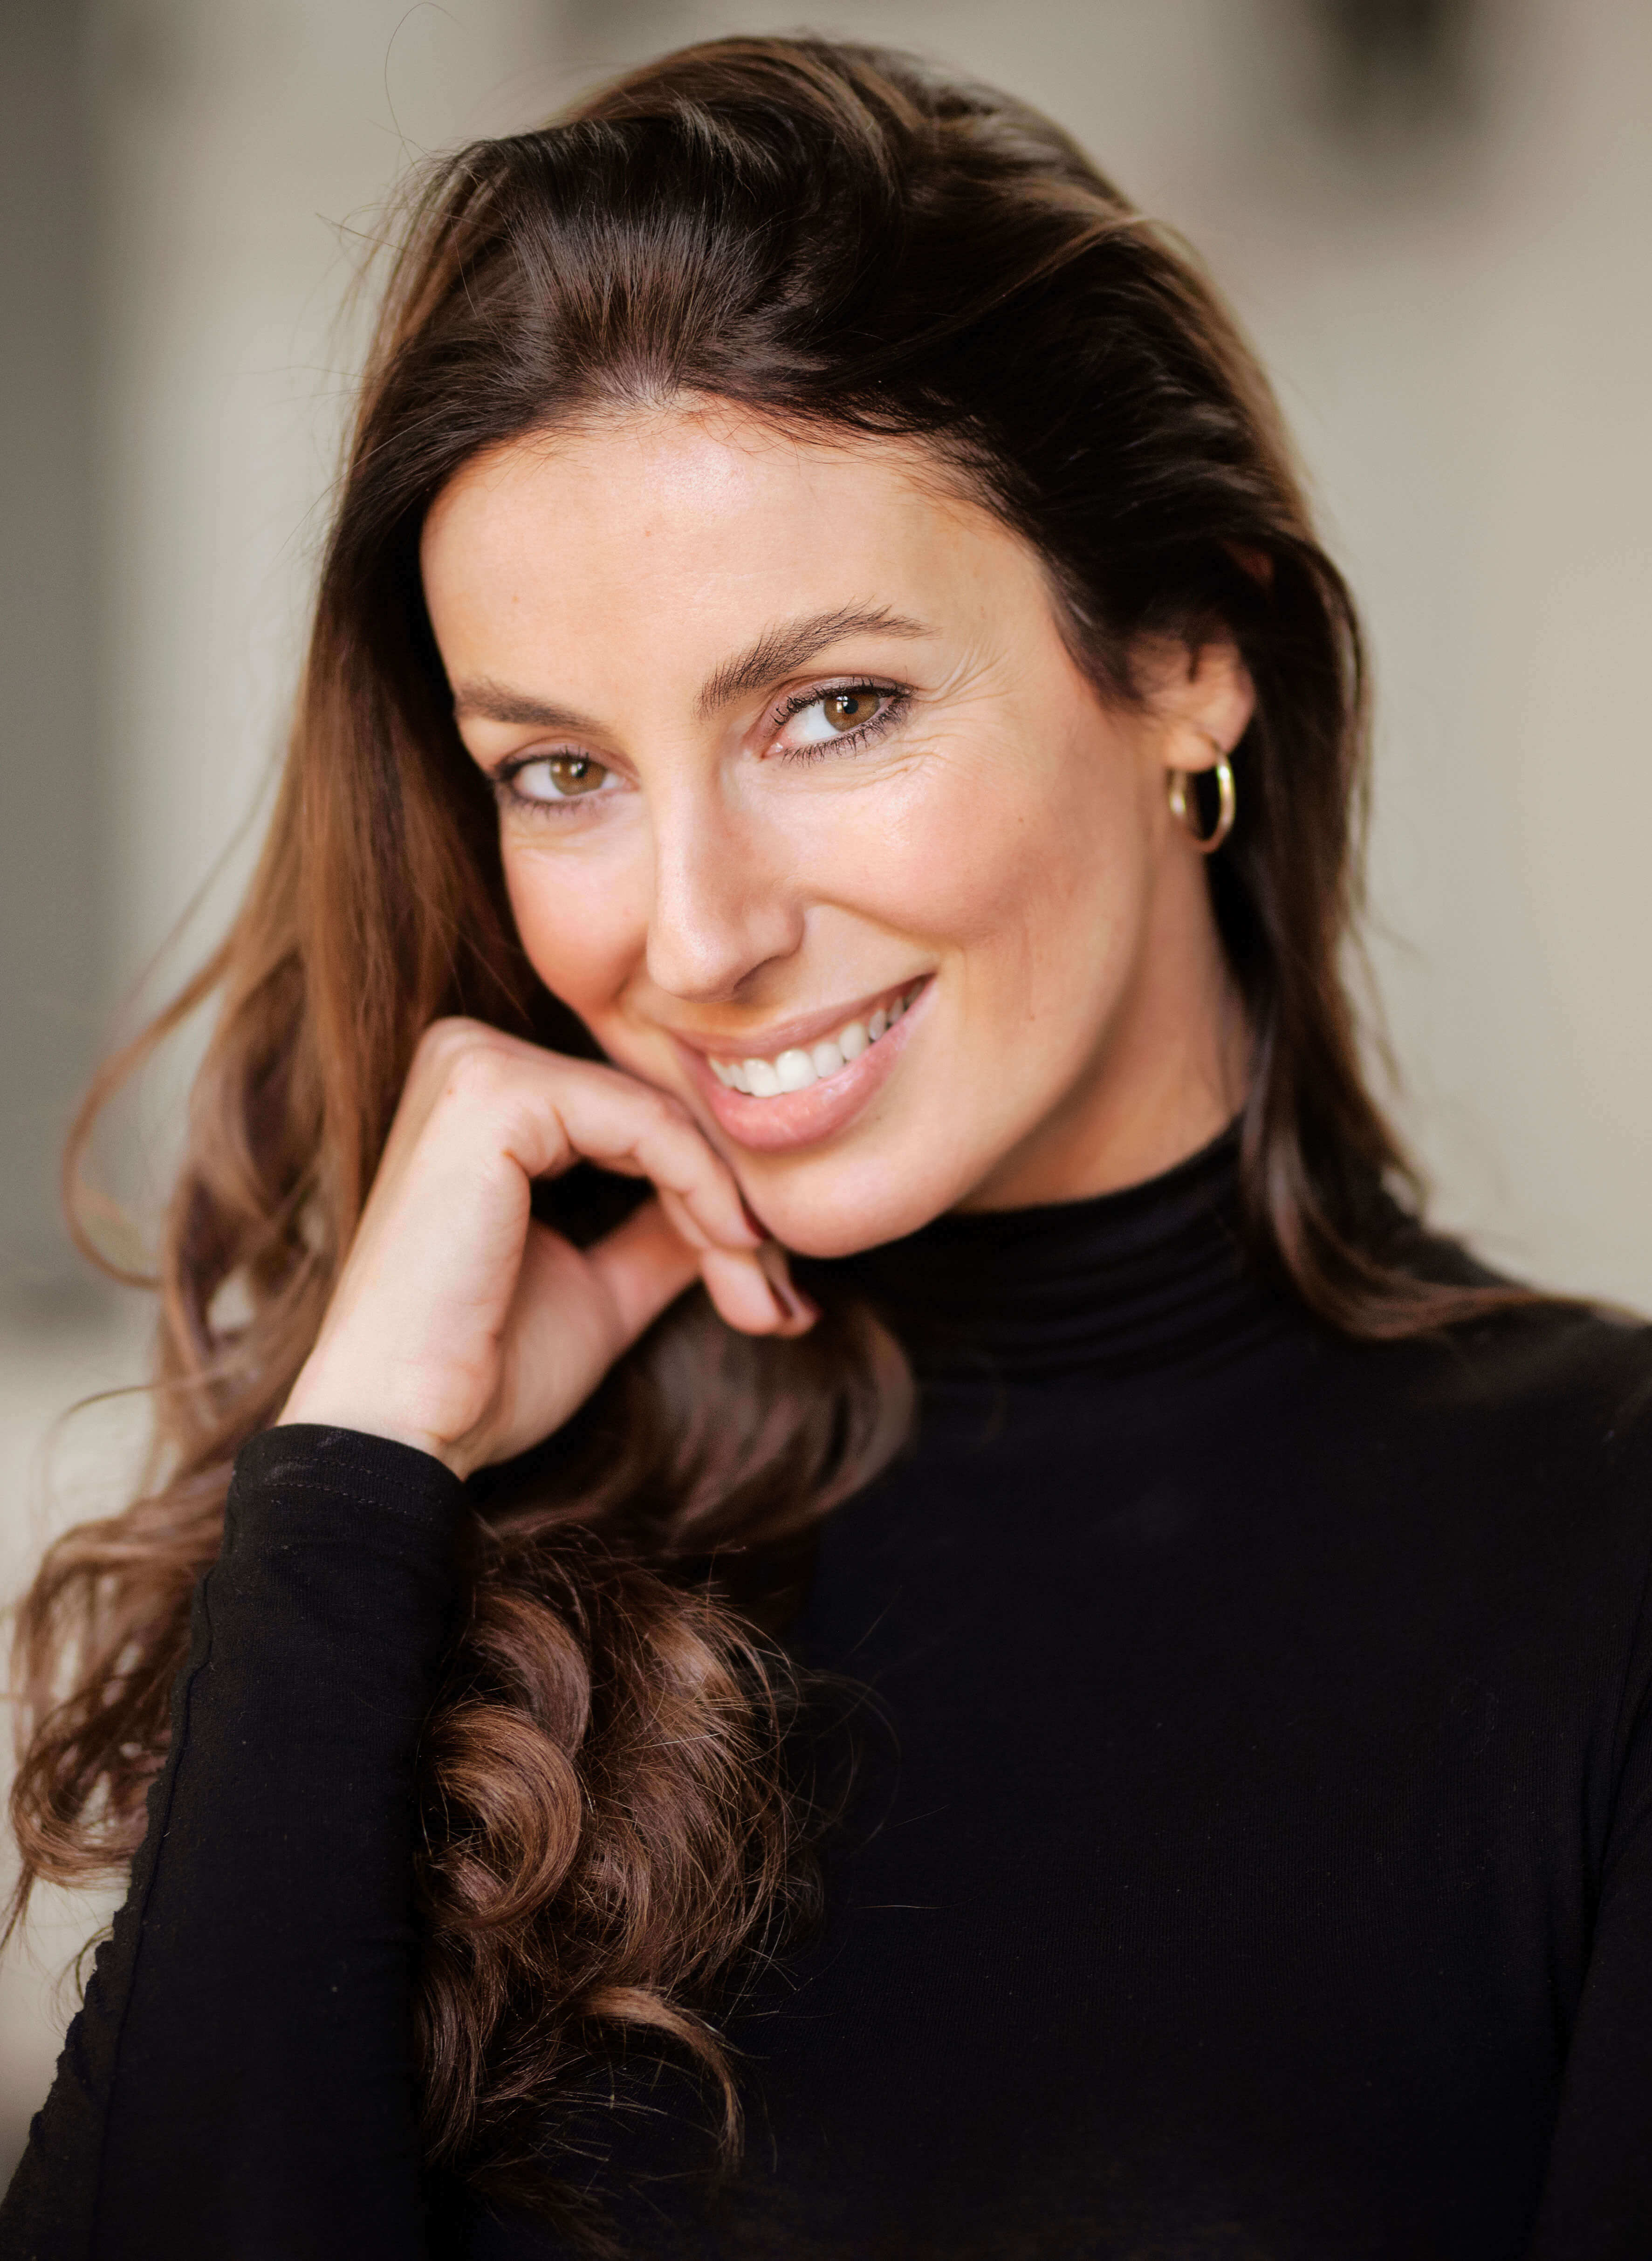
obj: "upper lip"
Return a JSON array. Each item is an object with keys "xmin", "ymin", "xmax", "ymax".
[{"xmin": 666, "ymin": 977, "xmax": 926, "ymax": 1065}]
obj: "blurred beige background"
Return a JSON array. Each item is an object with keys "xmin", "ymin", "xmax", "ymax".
[{"xmin": 2, "ymin": 0, "xmax": 1648, "ymax": 2180}]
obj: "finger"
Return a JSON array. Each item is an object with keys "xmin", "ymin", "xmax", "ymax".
[
  {"xmin": 657, "ymin": 1184, "xmax": 711, "ymax": 1252},
  {"xmin": 755, "ymin": 1239, "xmax": 819, "ymax": 1335},
  {"xmin": 611, "ymin": 1187, "xmax": 815, "ymax": 1336},
  {"xmin": 462, "ymin": 1054, "xmax": 761, "ymax": 1256},
  {"xmin": 582, "ymin": 1198, "xmax": 706, "ymax": 1350},
  {"xmin": 699, "ymin": 1248, "xmax": 788, "ymax": 1334},
  {"xmin": 575, "ymin": 1084, "xmax": 762, "ymax": 1256},
  {"xmin": 588, "ymin": 1199, "xmax": 791, "ymax": 1342}
]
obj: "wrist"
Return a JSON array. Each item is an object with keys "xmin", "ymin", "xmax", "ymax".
[{"xmin": 275, "ymin": 1379, "xmax": 466, "ymax": 1477}]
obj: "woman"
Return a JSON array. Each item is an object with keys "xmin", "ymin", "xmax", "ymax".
[{"xmin": 4, "ymin": 33, "xmax": 1650, "ymax": 2261}]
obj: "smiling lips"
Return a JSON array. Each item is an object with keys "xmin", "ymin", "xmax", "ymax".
[
  {"xmin": 707, "ymin": 982, "xmax": 923, "ymax": 1097},
  {"xmin": 678, "ymin": 978, "xmax": 929, "ymax": 1153}
]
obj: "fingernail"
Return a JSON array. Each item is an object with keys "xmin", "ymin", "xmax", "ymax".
[
  {"xmin": 756, "ymin": 1240, "xmax": 818, "ymax": 1329},
  {"xmin": 774, "ymin": 1275, "xmax": 820, "ymax": 1326}
]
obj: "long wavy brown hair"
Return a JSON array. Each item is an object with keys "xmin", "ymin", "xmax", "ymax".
[{"xmin": 8, "ymin": 31, "xmax": 1529, "ymax": 2231}]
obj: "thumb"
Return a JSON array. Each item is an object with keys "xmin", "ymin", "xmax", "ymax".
[
  {"xmin": 583, "ymin": 1196, "xmax": 705, "ymax": 1351},
  {"xmin": 589, "ymin": 1196, "xmax": 797, "ymax": 1338}
]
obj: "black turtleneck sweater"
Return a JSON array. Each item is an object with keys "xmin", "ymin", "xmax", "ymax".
[{"xmin": 7, "ymin": 1137, "xmax": 1652, "ymax": 2260}]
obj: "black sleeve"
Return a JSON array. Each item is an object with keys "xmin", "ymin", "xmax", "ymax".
[
  {"xmin": 0, "ymin": 1424, "xmax": 464, "ymax": 2261},
  {"xmin": 1527, "ymin": 1535, "xmax": 1652, "ymax": 2258}
]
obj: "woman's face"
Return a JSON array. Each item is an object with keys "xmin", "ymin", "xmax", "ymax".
[{"xmin": 421, "ymin": 404, "xmax": 1252, "ymax": 1258}]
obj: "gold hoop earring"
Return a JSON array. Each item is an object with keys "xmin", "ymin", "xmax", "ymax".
[{"xmin": 1167, "ymin": 758, "xmax": 1236, "ymax": 854}]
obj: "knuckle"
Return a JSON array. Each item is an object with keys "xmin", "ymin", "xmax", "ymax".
[
  {"xmin": 637, "ymin": 1083, "xmax": 688, "ymax": 1136},
  {"xmin": 441, "ymin": 1043, "xmax": 512, "ymax": 1111},
  {"xmin": 414, "ymin": 1015, "xmax": 484, "ymax": 1073}
]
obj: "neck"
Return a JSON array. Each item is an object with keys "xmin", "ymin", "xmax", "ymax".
[{"xmin": 802, "ymin": 1118, "xmax": 1285, "ymax": 1386}]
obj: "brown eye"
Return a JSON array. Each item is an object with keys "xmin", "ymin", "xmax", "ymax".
[
  {"xmin": 821, "ymin": 689, "xmax": 882, "ymax": 733},
  {"xmin": 510, "ymin": 753, "xmax": 610, "ymax": 802},
  {"xmin": 775, "ymin": 683, "xmax": 905, "ymax": 760},
  {"xmin": 547, "ymin": 754, "xmax": 605, "ymax": 795}
]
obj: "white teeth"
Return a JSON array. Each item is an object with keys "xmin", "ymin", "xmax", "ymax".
[{"xmin": 716, "ymin": 986, "xmax": 918, "ymax": 1099}]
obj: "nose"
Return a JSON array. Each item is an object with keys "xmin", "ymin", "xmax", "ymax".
[{"xmin": 645, "ymin": 784, "xmax": 804, "ymax": 1001}]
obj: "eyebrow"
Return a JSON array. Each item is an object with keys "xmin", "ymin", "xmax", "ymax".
[
  {"xmin": 449, "ymin": 604, "xmax": 931, "ymax": 736},
  {"xmin": 450, "ymin": 683, "xmax": 602, "ymax": 733},
  {"xmin": 693, "ymin": 604, "xmax": 931, "ymax": 718}
]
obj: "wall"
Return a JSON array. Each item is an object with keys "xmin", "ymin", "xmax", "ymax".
[{"xmin": 0, "ymin": 0, "xmax": 103, "ymax": 1305}]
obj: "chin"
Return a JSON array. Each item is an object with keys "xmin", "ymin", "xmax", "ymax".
[{"xmin": 731, "ymin": 1136, "xmax": 978, "ymax": 1260}]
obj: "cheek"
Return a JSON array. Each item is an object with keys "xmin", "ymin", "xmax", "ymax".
[
  {"xmin": 826, "ymin": 716, "xmax": 1144, "ymax": 991},
  {"xmin": 502, "ymin": 843, "xmax": 644, "ymax": 1012}
]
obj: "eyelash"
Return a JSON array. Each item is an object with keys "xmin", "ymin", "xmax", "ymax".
[
  {"xmin": 489, "ymin": 756, "xmax": 598, "ymax": 815},
  {"xmin": 770, "ymin": 681, "xmax": 910, "ymax": 764},
  {"xmin": 488, "ymin": 679, "xmax": 912, "ymax": 815}
]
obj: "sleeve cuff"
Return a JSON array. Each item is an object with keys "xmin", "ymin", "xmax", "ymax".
[{"xmin": 228, "ymin": 1422, "xmax": 466, "ymax": 1542}]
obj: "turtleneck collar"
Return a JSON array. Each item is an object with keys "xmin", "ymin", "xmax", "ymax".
[{"xmin": 796, "ymin": 1126, "xmax": 1294, "ymax": 1384}]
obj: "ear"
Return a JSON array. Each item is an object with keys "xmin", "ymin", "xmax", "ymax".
[{"xmin": 1136, "ymin": 634, "xmax": 1255, "ymax": 773}]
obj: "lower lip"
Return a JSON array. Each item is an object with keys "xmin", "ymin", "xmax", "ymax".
[{"xmin": 679, "ymin": 981, "xmax": 932, "ymax": 1154}]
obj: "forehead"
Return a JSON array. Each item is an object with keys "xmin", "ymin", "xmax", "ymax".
[
  {"xmin": 427, "ymin": 401, "xmax": 968, "ymax": 550},
  {"xmin": 419, "ymin": 403, "xmax": 1033, "ymax": 670}
]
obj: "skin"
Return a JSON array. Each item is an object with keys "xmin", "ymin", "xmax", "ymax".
[{"xmin": 280, "ymin": 403, "xmax": 1253, "ymax": 1476}]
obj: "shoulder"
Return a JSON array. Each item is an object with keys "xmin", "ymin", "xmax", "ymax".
[
  {"xmin": 1382, "ymin": 1217, "xmax": 1652, "ymax": 1443},
  {"xmin": 1301, "ymin": 1247, "xmax": 1652, "ymax": 1580},
  {"xmin": 1257, "ymin": 1268, "xmax": 1652, "ymax": 1744}
]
